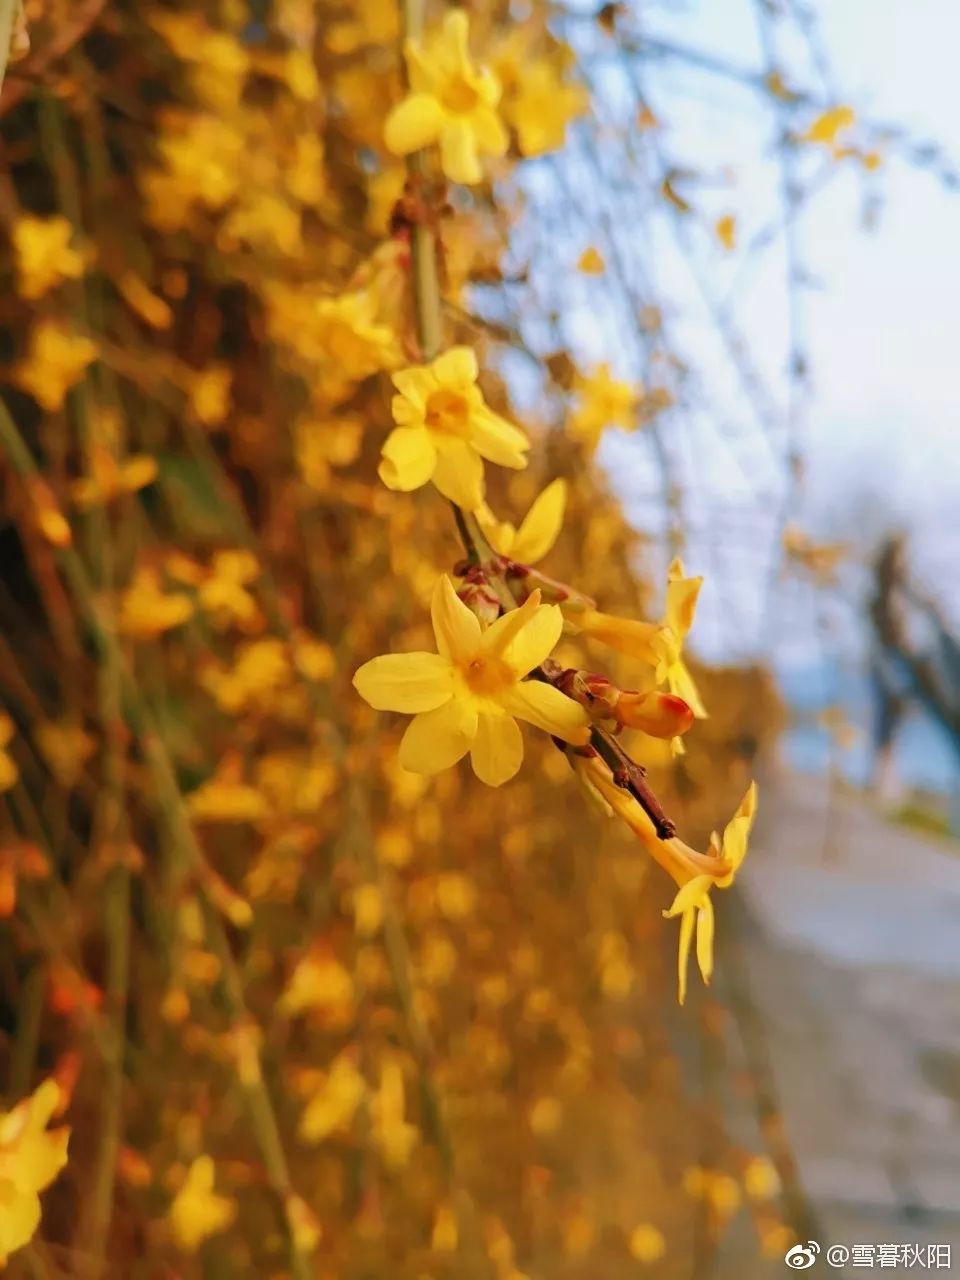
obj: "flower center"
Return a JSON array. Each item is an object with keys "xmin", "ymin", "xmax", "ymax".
[
  {"xmin": 461, "ymin": 654, "xmax": 512, "ymax": 697},
  {"xmin": 440, "ymin": 74, "xmax": 479, "ymax": 115},
  {"xmin": 425, "ymin": 388, "xmax": 470, "ymax": 437}
]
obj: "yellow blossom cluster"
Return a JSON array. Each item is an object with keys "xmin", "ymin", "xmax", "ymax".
[{"xmin": 0, "ymin": 0, "xmax": 786, "ymax": 1273}]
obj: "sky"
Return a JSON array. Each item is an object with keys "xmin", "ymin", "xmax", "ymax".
[{"xmin": 592, "ymin": 0, "xmax": 960, "ymax": 669}]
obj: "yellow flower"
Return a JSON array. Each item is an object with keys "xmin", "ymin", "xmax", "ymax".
[
  {"xmin": 298, "ymin": 1051, "xmax": 366, "ymax": 1144},
  {"xmin": 576, "ymin": 558, "xmax": 707, "ymax": 718},
  {"xmin": 476, "ymin": 478, "xmax": 566, "ymax": 565},
  {"xmin": 13, "ymin": 217, "xmax": 85, "ymax": 300},
  {"xmin": 118, "ymin": 568, "xmax": 195, "ymax": 640},
  {"xmin": 384, "ymin": 10, "xmax": 508, "ymax": 185},
  {"xmin": 577, "ymin": 246, "xmax": 605, "ymax": 274},
  {"xmin": 506, "ymin": 58, "xmax": 587, "ymax": 157},
  {"xmin": 371, "ymin": 1056, "xmax": 418, "ymax": 1170},
  {"xmin": 15, "ymin": 321, "xmax": 98, "ymax": 412},
  {"xmin": 379, "ymin": 347, "xmax": 529, "ymax": 510},
  {"xmin": 629, "ymin": 1223, "xmax": 666, "ymax": 1264},
  {"xmin": 0, "ymin": 714, "xmax": 18, "ymax": 794},
  {"xmin": 280, "ymin": 948, "xmax": 355, "ymax": 1020},
  {"xmin": 353, "ymin": 576, "xmax": 589, "ymax": 786},
  {"xmin": 168, "ymin": 1155, "xmax": 236, "ymax": 1252},
  {"xmin": 566, "ymin": 363, "xmax": 640, "ymax": 452},
  {"xmin": 71, "ymin": 446, "xmax": 158, "ymax": 510},
  {"xmin": 0, "ymin": 1079, "xmax": 70, "ymax": 1267},
  {"xmin": 801, "ymin": 104, "xmax": 855, "ymax": 147},
  {"xmin": 580, "ymin": 759, "xmax": 757, "ymax": 1003},
  {"xmin": 264, "ymin": 284, "xmax": 400, "ymax": 385}
]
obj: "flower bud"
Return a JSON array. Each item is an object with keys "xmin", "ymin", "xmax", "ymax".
[
  {"xmin": 456, "ymin": 568, "xmax": 501, "ymax": 627},
  {"xmin": 614, "ymin": 690, "xmax": 694, "ymax": 739}
]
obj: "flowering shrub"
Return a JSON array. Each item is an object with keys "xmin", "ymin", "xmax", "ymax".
[{"xmin": 0, "ymin": 0, "xmax": 791, "ymax": 1273}]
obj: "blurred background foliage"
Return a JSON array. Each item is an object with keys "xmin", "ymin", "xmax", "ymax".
[{"xmin": 0, "ymin": 0, "xmax": 947, "ymax": 1275}]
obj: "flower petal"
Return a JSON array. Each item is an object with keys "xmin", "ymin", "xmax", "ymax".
[
  {"xmin": 510, "ymin": 479, "xmax": 566, "ymax": 565},
  {"xmin": 398, "ymin": 700, "xmax": 472, "ymax": 774},
  {"xmin": 353, "ymin": 652, "xmax": 453, "ymax": 712},
  {"xmin": 667, "ymin": 659, "xmax": 708, "ymax": 719},
  {"xmin": 695, "ymin": 898, "xmax": 715, "ymax": 985},
  {"xmin": 471, "ymin": 103, "xmax": 509, "ymax": 155},
  {"xmin": 676, "ymin": 908, "xmax": 695, "ymax": 1006},
  {"xmin": 430, "ymin": 437, "xmax": 485, "ymax": 510},
  {"xmin": 470, "ymin": 712, "xmax": 523, "ymax": 786},
  {"xmin": 662, "ymin": 874, "xmax": 714, "ymax": 919},
  {"xmin": 384, "ymin": 93, "xmax": 445, "ymax": 156},
  {"xmin": 391, "ymin": 366, "xmax": 432, "ymax": 410},
  {"xmin": 501, "ymin": 602, "xmax": 564, "ymax": 676},
  {"xmin": 469, "ymin": 407, "xmax": 529, "ymax": 469},
  {"xmin": 431, "ymin": 345, "xmax": 477, "ymax": 389},
  {"xmin": 616, "ymin": 690, "xmax": 694, "ymax": 739},
  {"xmin": 440, "ymin": 118, "xmax": 482, "ymax": 185},
  {"xmin": 431, "ymin": 575, "xmax": 481, "ymax": 663},
  {"xmin": 378, "ymin": 426, "xmax": 437, "ymax": 492},
  {"xmin": 479, "ymin": 589, "xmax": 541, "ymax": 661},
  {"xmin": 717, "ymin": 782, "xmax": 758, "ymax": 885},
  {"xmin": 577, "ymin": 610, "xmax": 667, "ymax": 666},
  {"xmin": 666, "ymin": 561, "xmax": 702, "ymax": 638},
  {"xmin": 501, "ymin": 680, "xmax": 590, "ymax": 745}
]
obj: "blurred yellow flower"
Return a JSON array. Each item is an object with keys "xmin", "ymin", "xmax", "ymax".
[
  {"xmin": 629, "ymin": 1223, "xmax": 666, "ymax": 1263},
  {"xmin": 566, "ymin": 363, "xmax": 640, "ymax": 452},
  {"xmin": 297, "ymin": 1051, "xmax": 366, "ymax": 1144},
  {"xmin": 476, "ymin": 478, "xmax": 566, "ymax": 565},
  {"xmin": 281, "ymin": 948, "xmax": 355, "ymax": 1019},
  {"xmin": 71, "ymin": 446, "xmax": 158, "ymax": 510},
  {"xmin": 716, "ymin": 213, "xmax": 737, "ymax": 251},
  {"xmin": 385, "ymin": 10, "xmax": 508, "ymax": 185},
  {"xmin": 15, "ymin": 321, "xmax": 98, "ymax": 412},
  {"xmin": 577, "ymin": 246, "xmax": 605, "ymax": 274},
  {"xmin": 371, "ymin": 1056, "xmax": 418, "ymax": 1170},
  {"xmin": 168, "ymin": 1155, "xmax": 236, "ymax": 1252},
  {"xmin": 508, "ymin": 59, "xmax": 587, "ymax": 157},
  {"xmin": 354, "ymin": 576, "xmax": 589, "ymax": 786},
  {"xmin": 13, "ymin": 216, "xmax": 85, "ymax": 300},
  {"xmin": 0, "ymin": 1079, "xmax": 70, "ymax": 1267},
  {"xmin": 379, "ymin": 347, "xmax": 529, "ymax": 510},
  {"xmin": 802, "ymin": 104, "xmax": 855, "ymax": 146},
  {"xmin": 118, "ymin": 568, "xmax": 194, "ymax": 640}
]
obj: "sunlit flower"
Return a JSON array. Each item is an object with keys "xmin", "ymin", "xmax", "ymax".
[
  {"xmin": 354, "ymin": 576, "xmax": 589, "ymax": 785},
  {"xmin": 15, "ymin": 321, "xmax": 98, "ymax": 412},
  {"xmin": 0, "ymin": 1079, "xmax": 70, "ymax": 1266},
  {"xmin": 385, "ymin": 11, "xmax": 508, "ymax": 185},
  {"xmin": 168, "ymin": 1155, "xmax": 236, "ymax": 1252},
  {"xmin": 71, "ymin": 446, "xmax": 158, "ymax": 510},
  {"xmin": 581, "ymin": 757, "xmax": 756, "ymax": 1002},
  {"xmin": 379, "ymin": 347, "xmax": 529, "ymax": 510},
  {"xmin": 576, "ymin": 558, "xmax": 707, "ymax": 718},
  {"xmin": 13, "ymin": 217, "xmax": 85, "ymax": 300},
  {"xmin": 577, "ymin": 246, "xmax": 605, "ymax": 274},
  {"xmin": 476, "ymin": 478, "xmax": 566, "ymax": 565},
  {"xmin": 566, "ymin": 363, "xmax": 640, "ymax": 452},
  {"xmin": 280, "ymin": 946, "xmax": 355, "ymax": 1021}
]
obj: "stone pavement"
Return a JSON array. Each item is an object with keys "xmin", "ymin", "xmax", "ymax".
[{"xmin": 709, "ymin": 770, "xmax": 960, "ymax": 1279}]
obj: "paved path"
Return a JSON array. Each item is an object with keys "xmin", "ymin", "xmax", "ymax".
[{"xmin": 710, "ymin": 770, "xmax": 960, "ymax": 1278}]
